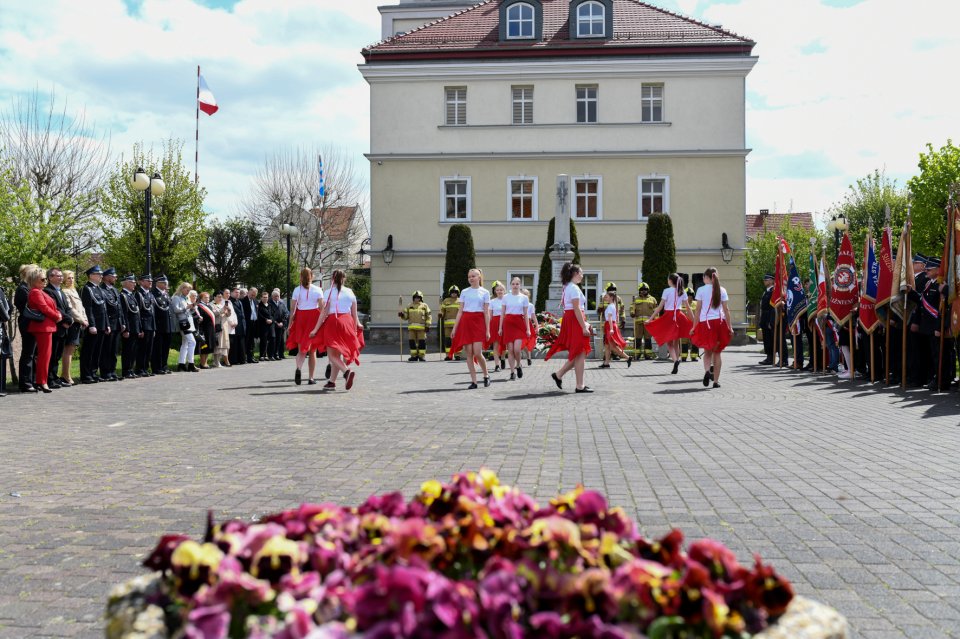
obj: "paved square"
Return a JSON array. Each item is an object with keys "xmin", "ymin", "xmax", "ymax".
[{"xmin": 1, "ymin": 346, "xmax": 958, "ymax": 638}]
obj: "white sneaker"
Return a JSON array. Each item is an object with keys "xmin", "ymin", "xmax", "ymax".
[{"xmin": 837, "ymin": 369, "xmax": 852, "ymax": 379}]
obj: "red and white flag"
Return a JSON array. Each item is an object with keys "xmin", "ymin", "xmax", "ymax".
[
  {"xmin": 829, "ymin": 232, "xmax": 858, "ymax": 325},
  {"xmin": 198, "ymin": 75, "xmax": 218, "ymax": 115}
]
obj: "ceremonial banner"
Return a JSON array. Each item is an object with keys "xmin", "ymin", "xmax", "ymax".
[
  {"xmin": 771, "ymin": 237, "xmax": 786, "ymax": 308},
  {"xmin": 785, "ymin": 255, "xmax": 807, "ymax": 331},
  {"xmin": 889, "ymin": 222, "xmax": 912, "ymax": 320},
  {"xmin": 829, "ymin": 232, "xmax": 857, "ymax": 325},
  {"xmin": 947, "ymin": 204, "xmax": 960, "ymax": 335},
  {"xmin": 806, "ymin": 251, "xmax": 818, "ymax": 324},
  {"xmin": 876, "ymin": 227, "xmax": 894, "ymax": 309},
  {"xmin": 859, "ymin": 233, "xmax": 880, "ymax": 334}
]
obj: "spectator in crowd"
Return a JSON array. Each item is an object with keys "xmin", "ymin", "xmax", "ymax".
[
  {"xmin": 257, "ymin": 290, "xmax": 275, "ymax": 361},
  {"xmin": 15, "ymin": 263, "xmax": 39, "ymax": 393},
  {"xmin": 43, "ymin": 267, "xmax": 74, "ymax": 389},
  {"xmin": 229, "ymin": 288, "xmax": 246, "ymax": 365},
  {"xmin": 215, "ymin": 291, "xmax": 234, "ymax": 367},
  {"xmin": 196, "ymin": 291, "xmax": 216, "ymax": 369},
  {"xmin": 25, "ymin": 266, "xmax": 61, "ymax": 393},
  {"xmin": 61, "ymin": 270, "xmax": 89, "ymax": 387},
  {"xmin": 171, "ymin": 282, "xmax": 199, "ymax": 372},
  {"xmin": 270, "ymin": 289, "xmax": 288, "ymax": 360},
  {"xmin": 243, "ymin": 287, "xmax": 260, "ymax": 363},
  {"xmin": 0, "ymin": 284, "xmax": 10, "ymax": 397}
]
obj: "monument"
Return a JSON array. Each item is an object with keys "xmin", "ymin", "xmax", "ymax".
[{"xmin": 546, "ymin": 174, "xmax": 575, "ymax": 313}]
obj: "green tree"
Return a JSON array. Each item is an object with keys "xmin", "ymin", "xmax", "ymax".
[
  {"xmin": 640, "ymin": 213, "xmax": 677, "ymax": 302},
  {"xmin": 535, "ymin": 218, "xmax": 582, "ymax": 312},
  {"xmin": 442, "ymin": 224, "xmax": 477, "ymax": 296},
  {"xmin": 246, "ymin": 243, "xmax": 288, "ymax": 293},
  {"xmin": 744, "ymin": 222, "xmax": 826, "ymax": 307},
  {"xmin": 347, "ymin": 273, "xmax": 371, "ymax": 314},
  {"xmin": 195, "ymin": 217, "xmax": 263, "ymax": 292},
  {"xmin": 100, "ymin": 139, "xmax": 207, "ymax": 282},
  {"xmin": 829, "ymin": 169, "xmax": 908, "ymax": 260},
  {"xmin": 907, "ymin": 140, "xmax": 960, "ymax": 257}
]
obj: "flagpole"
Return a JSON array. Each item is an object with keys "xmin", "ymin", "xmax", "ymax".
[
  {"xmin": 901, "ymin": 206, "xmax": 911, "ymax": 390},
  {"xmin": 884, "ymin": 312, "xmax": 891, "ymax": 384},
  {"xmin": 195, "ymin": 65, "xmax": 200, "ymax": 184},
  {"xmin": 870, "ymin": 332, "xmax": 875, "ymax": 383},
  {"xmin": 936, "ymin": 194, "xmax": 952, "ymax": 391}
]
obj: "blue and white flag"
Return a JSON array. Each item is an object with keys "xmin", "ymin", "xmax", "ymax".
[
  {"xmin": 785, "ymin": 254, "xmax": 808, "ymax": 332},
  {"xmin": 318, "ymin": 155, "xmax": 325, "ymax": 199}
]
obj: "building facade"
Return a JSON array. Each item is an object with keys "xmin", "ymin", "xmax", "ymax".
[{"xmin": 360, "ymin": 0, "xmax": 756, "ymax": 338}]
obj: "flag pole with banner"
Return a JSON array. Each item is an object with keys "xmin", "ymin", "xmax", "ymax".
[
  {"xmin": 829, "ymin": 231, "xmax": 858, "ymax": 380},
  {"xmin": 859, "ymin": 231, "xmax": 880, "ymax": 381},
  {"xmin": 817, "ymin": 247, "xmax": 829, "ymax": 374},
  {"xmin": 876, "ymin": 207, "xmax": 895, "ymax": 384},
  {"xmin": 892, "ymin": 202, "xmax": 913, "ymax": 389},
  {"xmin": 785, "ymin": 250, "xmax": 808, "ymax": 369},
  {"xmin": 807, "ymin": 238, "xmax": 819, "ymax": 372}
]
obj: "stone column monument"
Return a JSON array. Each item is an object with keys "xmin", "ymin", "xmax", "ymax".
[{"xmin": 546, "ymin": 174, "xmax": 575, "ymax": 313}]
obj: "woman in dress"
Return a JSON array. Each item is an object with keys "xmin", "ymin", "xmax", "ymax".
[
  {"xmin": 599, "ymin": 291, "xmax": 632, "ymax": 368},
  {"xmin": 545, "ymin": 263, "xmax": 593, "ymax": 393},
  {"xmin": 25, "ymin": 267, "xmax": 61, "ymax": 393},
  {"xmin": 196, "ymin": 291, "xmax": 217, "ymax": 369},
  {"xmin": 450, "ymin": 268, "xmax": 491, "ymax": 389},
  {"xmin": 487, "ymin": 281, "xmax": 506, "ymax": 371},
  {"xmin": 691, "ymin": 267, "xmax": 733, "ymax": 388},
  {"xmin": 215, "ymin": 291, "xmax": 234, "ymax": 367},
  {"xmin": 310, "ymin": 269, "xmax": 362, "ymax": 391},
  {"xmin": 60, "ymin": 270, "xmax": 88, "ymax": 386},
  {"xmin": 521, "ymin": 288, "xmax": 538, "ymax": 367},
  {"xmin": 287, "ymin": 267, "xmax": 325, "ymax": 385},
  {"xmin": 499, "ymin": 277, "xmax": 531, "ymax": 380},
  {"xmin": 646, "ymin": 273, "xmax": 693, "ymax": 374},
  {"xmin": 171, "ymin": 283, "xmax": 199, "ymax": 372}
]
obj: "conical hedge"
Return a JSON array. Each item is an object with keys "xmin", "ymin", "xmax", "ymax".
[
  {"xmin": 442, "ymin": 224, "xmax": 477, "ymax": 296},
  {"xmin": 640, "ymin": 213, "xmax": 677, "ymax": 301}
]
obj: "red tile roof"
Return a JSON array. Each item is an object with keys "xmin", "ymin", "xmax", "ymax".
[
  {"xmin": 310, "ymin": 206, "xmax": 362, "ymax": 242},
  {"xmin": 745, "ymin": 212, "xmax": 816, "ymax": 239},
  {"xmin": 363, "ymin": 0, "xmax": 754, "ymax": 60}
]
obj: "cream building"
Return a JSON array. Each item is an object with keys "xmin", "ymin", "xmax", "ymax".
[{"xmin": 360, "ymin": 0, "xmax": 756, "ymax": 340}]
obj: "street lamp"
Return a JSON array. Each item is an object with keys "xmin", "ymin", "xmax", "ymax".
[
  {"xmin": 720, "ymin": 232, "xmax": 734, "ymax": 264},
  {"xmin": 827, "ymin": 213, "xmax": 848, "ymax": 262},
  {"xmin": 381, "ymin": 234, "xmax": 395, "ymax": 265},
  {"xmin": 131, "ymin": 168, "xmax": 165, "ymax": 276},
  {"xmin": 280, "ymin": 222, "xmax": 300, "ymax": 311},
  {"xmin": 357, "ymin": 238, "xmax": 371, "ymax": 267}
]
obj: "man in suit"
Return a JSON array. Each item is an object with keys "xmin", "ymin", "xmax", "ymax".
[
  {"xmin": 229, "ymin": 288, "xmax": 246, "ymax": 365},
  {"xmin": 80, "ymin": 265, "xmax": 107, "ymax": 384},
  {"xmin": 151, "ymin": 275, "xmax": 176, "ymax": 375},
  {"xmin": 14, "ymin": 264, "xmax": 38, "ymax": 392},
  {"xmin": 119, "ymin": 274, "xmax": 142, "ymax": 379},
  {"xmin": 135, "ymin": 274, "xmax": 157, "ymax": 376},
  {"xmin": 43, "ymin": 267, "xmax": 74, "ymax": 388},
  {"xmin": 99, "ymin": 268, "xmax": 124, "ymax": 381},
  {"xmin": 256, "ymin": 290, "xmax": 275, "ymax": 361},
  {"xmin": 758, "ymin": 274, "xmax": 775, "ymax": 365},
  {"xmin": 270, "ymin": 289, "xmax": 288, "ymax": 360},
  {"xmin": 242, "ymin": 287, "xmax": 260, "ymax": 363}
]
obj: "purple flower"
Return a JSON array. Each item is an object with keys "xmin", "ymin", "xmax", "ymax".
[{"xmin": 183, "ymin": 603, "xmax": 229, "ymax": 639}]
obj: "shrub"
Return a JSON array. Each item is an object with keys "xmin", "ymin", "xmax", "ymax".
[
  {"xmin": 442, "ymin": 224, "xmax": 476, "ymax": 295},
  {"xmin": 640, "ymin": 213, "xmax": 677, "ymax": 301}
]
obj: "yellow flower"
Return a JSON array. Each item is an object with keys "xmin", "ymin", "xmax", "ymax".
[
  {"xmin": 171, "ymin": 541, "xmax": 223, "ymax": 581},
  {"xmin": 479, "ymin": 468, "xmax": 500, "ymax": 490},
  {"xmin": 420, "ymin": 480, "xmax": 443, "ymax": 505}
]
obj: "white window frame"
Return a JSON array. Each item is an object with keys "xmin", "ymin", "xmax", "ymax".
[
  {"xmin": 576, "ymin": 85, "xmax": 598, "ymax": 123},
  {"xmin": 637, "ymin": 174, "xmax": 670, "ymax": 220},
  {"xmin": 641, "ymin": 83, "xmax": 664, "ymax": 123},
  {"xmin": 506, "ymin": 175, "xmax": 538, "ymax": 221},
  {"xmin": 577, "ymin": 1, "xmax": 605, "ymax": 38},
  {"xmin": 506, "ymin": 2, "xmax": 535, "ymax": 39},
  {"xmin": 581, "ymin": 270, "xmax": 603, "ymax": 312},
  {"xmin": 572, "ymin": 175, "xmax": 603, "ymax": 220},
  {"xmin": 506, "ymin": 270, "xmax": 539, "ymax": 308},
  {"xmin": 440, "ymin": 176, "xmax": 472, "ymax": 222},
  {"xmin": 445, "ymin": 86, "xmax": 467, "ymax": 126},
  {"xmin": 512, "ymin": 85, "xmax": 534, "ymax": 125}
]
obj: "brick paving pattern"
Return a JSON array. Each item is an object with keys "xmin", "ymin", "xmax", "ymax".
[{"xmin": 0, "ymin": 346, "xmax": 958, "ymax": 638}]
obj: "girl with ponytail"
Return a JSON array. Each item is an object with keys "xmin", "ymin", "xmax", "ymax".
[
  {"xmin": 545, "ymin": 262, "xmax": 594, "ymax": 393},
  {"xmin": 646, "ymin": 273, "xmax": 693, "ymax": 374},
  {"xmin": 310, "ymin": 269, "xmax": 363, "ymax": 391},
  {"xmin": 287, "ymin": 267, "xmax": 324, "ymax": 386},
  {"xmin": 449, "ymin": 268, "xmax": 492, "ymax": 389},
  {"xmin": 691, "ymin": 266, "xmax": 734, "ymax": 388}
]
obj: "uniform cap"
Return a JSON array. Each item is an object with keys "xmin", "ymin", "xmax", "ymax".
[
  {"xmin": 155, "ymin": 274, "xmax": 168, "ymax": 283},
  {"xmin": 763, "ymin": 273, "xmax": 775, "ymax": 280},
  {"xmin": 85, "ymin": 265, "xmax": 103, "ymax": 276},
  {"xmin": 925, "ymin": 258, "xmax": 941, "ymax": 268},
  {"xmin": 447, "ymin": 285, "xmax": 460, "ymax": 295},
  {"xmin": 122, "ymin": 273, "xmax": 136, "ymax": 282},
  {"xmin": 102, "ymin": 267, "xmax": 116, "ymax": 276},
  {"xmin": 412, "ymin": 290, "xmax": 424, "ymax": 299},
  {"xmin": 138, "ymin": 273, "xmax": 153, "ymax": 282},
  {"xmin": 913, "ymin": 254, "xmax": 927, "ymax": 264}
]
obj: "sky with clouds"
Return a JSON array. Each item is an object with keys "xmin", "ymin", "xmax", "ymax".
[{"xmin": 1, "ymin": 0, "xmax": 957, "ymax": 223}]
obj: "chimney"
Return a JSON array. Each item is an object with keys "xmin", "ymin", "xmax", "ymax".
[{"xmin": 759, "ymin": 208, "xmax": 769, "ymax": 218}]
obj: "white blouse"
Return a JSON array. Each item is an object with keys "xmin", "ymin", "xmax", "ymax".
[
  {"xmin": 292, "ymin": 284, "xmax": 324, "ymax": 311},
  {"xmin": 502, "ymin": 293, "xmax": 529, "ymax": 315},
  {"xmin": 660, "ymin": 287, "xmax": 688, "ymax": 312},
  {"xmin": 695, "ymin": 285, "xmax": 728, "ymax": 321},
  {"xmin": 562, "ymin": 282, "xmax": 586, "ymax": 311},
  {"xmin": 459, "ymin": 286, "xmax": 490, "ymax": 313},
  {"xmin": 604, "ymin": 302, "xmax": 618, "ymax": 322},
  {"xmin": 489, "ymin": 297, "xmax": 504, "ymax": 317},
  {"xmin": 527, "ymin": 304, "xmax": 537, "ymax": 319},
  {"xmin": 324, "ymin": 286, "xmax": 356, "ymax": 314}
]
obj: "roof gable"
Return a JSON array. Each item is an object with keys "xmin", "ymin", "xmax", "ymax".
[{"xmin": 745, "ymin": 212, "xmax": 815, "ymax": 239}]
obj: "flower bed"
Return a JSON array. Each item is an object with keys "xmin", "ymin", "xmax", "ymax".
[{"xmin": 110, "ymin": 470, "xmax": 814, "ymax": 639}]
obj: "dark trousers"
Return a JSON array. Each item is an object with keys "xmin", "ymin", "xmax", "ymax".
[
  {"xmin": 100, "ymin": 329, "xmax": 119, "ymax": 378},
  {"xmin": 259, "ymin": 325, "xmax": 274, "ymax": 359},
  {"xmin": 18, "ymin": 324, "xmax": 36, "ymax": 388},
  {"xmin": 121, "ymin": 335, "xmax": 138, "ymax": 375},
  {"xmin": 271, "ymin": 325, "xmax": 284, "ymax": 358},
  {"xmin": 929, "ymin": 334, "xmax": 954, "ymax": 389},
  {"xmin": 761, "ymin": 323, "xmax": 774, "ymax": 361},
  {"xmin": 79, "ymin": 330, "xmax": 103, "ymax": 380},
  {"xmin": 0, "ymin": 355, "xmax": 7, "ymax": 392},
  {"xmin": 245, "ymin": 330, "xmax": 258, "ymax": 362},
  {"xmin": 152, "ymin": 330, "xmax": 172, "ymax": 373},
  {"xmin": 229, "ymin": 333, "xmax": 245, "ymax": 364},
  {"xmin": 791, "ymin": 332, "xmax": 804, "ymax": 369},
  {"xmin": 136, "ymin": 331, "xmax": 154, "ymax": 373},
  {"xmin": 49, "ymin": 329, "xmax": 66, "ymax": 381}
]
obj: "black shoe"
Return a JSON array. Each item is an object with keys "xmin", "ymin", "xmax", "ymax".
[
  {"xmin": 177, "ymin": 363, "xmax": 186, "ymax": 372},
  {"xmin": 713, "ymin": 382, "xmax": 721, "ymax": 389},
  {"xmin": 517, "ymin": 366, "xmax": 523, "ymax": 379},
  {"xmin": 81, "ymin": 377, "xmax": 97, "ymax": 384},
  {"xmin": 758, "ymin": 359, "xmax": 773, "ymax": 365},
  {"xmin": 627, "ymin": 357, "xmax": 633, "ymax": 368},
  {"xmin": 19, "ymin": 385, "xmax": 37, "ymax": 393},
  {"xmin": 59, "ymin": 379, "xmax": 74, "ymax": 387},
  {"xmin": 123, "ymin": 372, "xmax": 136, "ymax": 379},
  {"xmin": 483, "ymin": 377, "xmax": 490, "ymax": 388},
  {"xmin": 494, "ymin": 365, "xmax": 500, "ymax": 372},
  {"xmin": 40, "ymin": 385, "xmax": 53, "ymax": 394},
  {"xmin": 672, "ymin": 360, "xmax": 680, "ymax": 375},
  {"xmin": 468, "ymin": 382, "xmax": 478, "ymax": 389},
  {"xmin": 408, "ymin": 356, "xmax": 418, "ymax": 362},
  {"xmin": 709, "ymin": 366, "xmax": 714, "ymax": 381},
  {"xmin": 325, "ymin": 364, "xmax": 332, "ymax": 380},
  {"xmin": 575, "ymin": 386, "xmax": 594, "ymax": 393},
  {"xmin": 187, "ymin": 363, "xmax": 199, "ymax": 372},
  {"xmin": 551, "ymin": 372, "xmax": 562, "ymax": 389},
  {"xmin": 308, "ymin": 378, "xmax": 317, "ymax": 385},
  {"xmin": 510, "ymin": 372, "xmax": 516, "ymax": 380},
  {"xmin": 418, "ymin": 356, "xmax": 426, "ymax": 362},
  {"xmin": 598, "ymin": 363, "xmax": 610, "ymax": 369},
  {"xmin": 345, "ymin": 370, "xmax": 356, "ymax": 390},
  {"xmin": 703, "ymin": 371, "xmax": 711, "ymax": 387},
  {"xmin": 295, "ymin": 369, "xmax": 302, "ymax": 385},
  {"xmin": 48, "ymin": 381, "xmax": 61, "ymax": 389},
  {"xmin": 527, "ymin": 357, "xmax": 532, "ymax": 366}
]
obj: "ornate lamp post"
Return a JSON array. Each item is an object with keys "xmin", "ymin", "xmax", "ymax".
[
  {"xmin": 827, "ymin": 212, "xmax": 848, "ymax": 262},
  {"xmin": 131, "ymin": 168, "xmax": 165, "ymax": 276},
  {"xmin": 280, "ymin": 222, "xmax": 300, "ymax": 311}
]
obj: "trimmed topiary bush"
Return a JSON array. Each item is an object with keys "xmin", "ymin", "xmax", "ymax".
[
  {"xmin": 442, "ymin": 224, "xmax": 477, "ymax": 295},
  {"xmin": 640, "ymin": 213, "xmax": 677, "ymax": 302}
]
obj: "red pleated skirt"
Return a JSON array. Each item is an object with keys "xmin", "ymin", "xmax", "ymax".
[
  {"xmin": 646, "ymin": 310, "xmax": 693, "ymax": 345},
  {"xmin": 603, "ymin": 321, "xmax": 627, "ymax": 348},
  {"xmin": 485, "ymin": 315, "xmax": 503, "ymax": 348},
  {"xmin": 524, "ymin": 319, "xmax": 538, "ymax": 351},
  {"xmin": 502, "ymin": 314, "xmax": 528, "ymax": 344},
  {"xmin": 692, "ymin": 318, "xmax": 731, "ymax": 353},
  {"xmin": 545, "ymin": 310, "xmax": 592, "ymax": 361},
  {"xmin": 322, "ymin": 313, "xmax": 362, "ymax": 366},
  {"xmin": 286, "ymin": 308, "xmax": 324, "ymax": 353},
  {"xmin": 450, "ymin": 311, "xmax": 486, "ymax": 354}
]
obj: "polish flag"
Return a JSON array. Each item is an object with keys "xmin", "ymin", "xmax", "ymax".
[{"xmin": 198, "ymin": 75, "xmax": 218, "ymax": 115}]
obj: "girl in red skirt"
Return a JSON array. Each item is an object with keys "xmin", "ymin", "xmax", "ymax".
[
  {"xmin": 487, "ymin": 281, "xmax": 506, "ymax": 371},
  {"xmin": 521, "ymin": 288, "xmax": 538, "ymax": 367},
  {"xmin": 310, "ymin": 269, "xmax": 362, "ymax": 391},
  {"xmin": 287, "ymin": 267, "xmax": 324, "ymax": 385},
  {"xmin": 646, "ymin": 273, "xmax": 693, "ymax": 375},
  {"xmin": 600, "ymin": 291, "xmax": 632, "ymax": 368},
  {"xmin": 450, "ymin": 268, "xmax": 491, "ymax": 389},
  {"xmin": 500, "ymin": 277, "xmax": 531, "ymax": 380},
  {"xmin": 545, "ymin": 263, "xmax": 594, "ymax": 393},
  {"xmin": 691, "ymin": 266, "xmax": 733, "ymax": 388}
]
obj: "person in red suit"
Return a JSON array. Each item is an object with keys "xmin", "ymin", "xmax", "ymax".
[{"xmin": 26, "ymin": 267, "xmax": 62, "ymax": 393}]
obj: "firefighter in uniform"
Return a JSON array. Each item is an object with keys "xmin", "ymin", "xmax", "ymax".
[
  {"xmin": 135, "ymin": 274, "xmax": 156, "ymax": 376},
  {"xmin": 99, "ymin": 267, "xmax": 124, "ymax": 381},
  {"xmin": 80, "ymin": 265, "xmax": 108, "ymax": 383},
  {"xmin": 631, "ymin": 282, "xmax": 658, "ymax": 360},
  {"xmin": 151, "ymin": 275, "xmax": 176, "ymax": 375},
  {"xmin": 119, "ymin": 274, "xmax": 142, "ymax": 378},
  {"xmin": 440, "ymin": 285, "xmax": 461, "ymax": 361},
  {"xmin": 681, "ymin": 286, "xmax": 699, "ymax": 362},
  {"xmin": 399, "ymin": 291, "xmax": 431, "ymax": 361}
]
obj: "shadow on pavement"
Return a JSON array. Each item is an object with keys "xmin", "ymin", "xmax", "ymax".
[
  {"xmin": 398, "ymin": 388, "xmax": 470, "ymax": 394},
  {"xmin": 652, "ymin": 387, "xmax": 708, "ymax": 395},
  {"xmin": 493, "ymin": 391, "xmax": 566, "ymax": 401}
]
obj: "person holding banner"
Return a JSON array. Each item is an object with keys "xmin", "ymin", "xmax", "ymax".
[{"xmin": 691, "ymin": 267, "xmax": 733, "ymax": 389}]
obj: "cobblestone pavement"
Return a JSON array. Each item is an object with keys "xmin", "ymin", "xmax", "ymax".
[{"xmin": 1, "ymin": 346, "xmax": 959, "ymax": 638}]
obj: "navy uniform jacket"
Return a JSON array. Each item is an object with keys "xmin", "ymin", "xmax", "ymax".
[
  {"xmin": 135, "ymin": 285, "xmax": 156, "ymax": 331},
  {"xmin": 120, "ymin": 288, "xmax": 142, "ymax": 335},
  {"xmin": 151, "ymin": 287, "xmax": 177, "ymax": 333},
  {"xmin": 101, "ymin": 283, "xmax": 123, "ymax": 332},
  {"xmin": 81, "ymin": 281, "xmax": 107, "ymax": 330},
  {"xmin": 759, "ymin": 287, "xmax": 775, "ymax": 329},
  {"xmin": 909, "ymin": 279, "xmax": 943, "ymax": 336}
]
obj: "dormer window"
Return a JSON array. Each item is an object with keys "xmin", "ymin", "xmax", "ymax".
[
  {"xmin": 507, "ymin": 2, "xmax": 534, "ymax": 39},
  {"xmin": 577, "ymin": 1, "xmax": 605, "ymax": 37}
]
